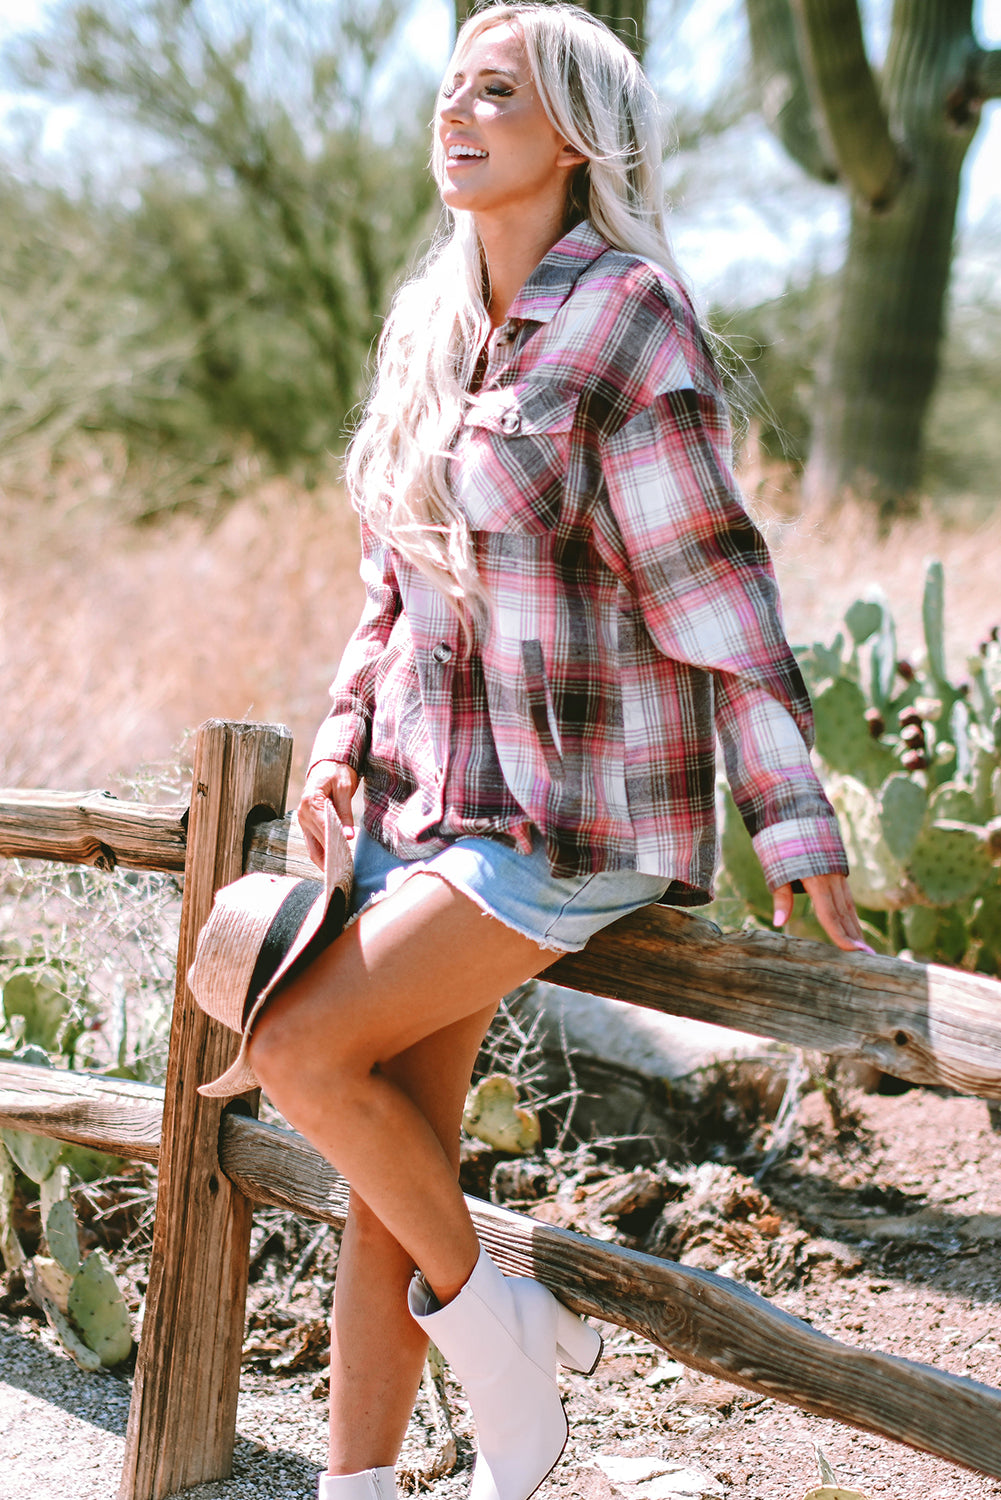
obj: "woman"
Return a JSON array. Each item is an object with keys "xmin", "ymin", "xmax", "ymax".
[{"xmin": 245, "ymin": 6, "xmax": 867, "ymax": 1498}]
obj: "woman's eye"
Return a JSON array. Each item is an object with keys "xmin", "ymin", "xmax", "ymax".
[{"xmin": 485, "ymin": 84, "xmax": 513, "ymax": 97}]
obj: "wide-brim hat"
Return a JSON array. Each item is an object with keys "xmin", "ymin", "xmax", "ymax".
[{"xmin": 189, "ymin": 801, "xmax": 354, "ymax": 1098}]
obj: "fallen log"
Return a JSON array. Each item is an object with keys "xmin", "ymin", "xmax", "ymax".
[{"xmin": 3, "ymin": 1059, "xmax": 1001, "ymax": 1480}]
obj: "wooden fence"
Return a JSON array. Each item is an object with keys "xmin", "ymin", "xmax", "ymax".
[{"xmin": 2, "ymin": 717, "xmax": 1001, "ymax": 1498}]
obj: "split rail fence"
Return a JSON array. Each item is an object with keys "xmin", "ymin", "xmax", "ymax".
[{"xmin": 3, "ymin": 717, "xmax": 1001, "ymax": 1498}]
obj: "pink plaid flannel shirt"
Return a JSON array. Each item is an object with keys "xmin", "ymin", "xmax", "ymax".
[{"xmin": 309, "ymin": 221, "xmax": 848, "ymax": 902}]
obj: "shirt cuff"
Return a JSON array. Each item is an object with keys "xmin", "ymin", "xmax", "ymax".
[
  {"xmin": 752, "ymin": 817, "xmax": 849, "ymax": 891},
  {"xmin": 307, "ymin": 711, "xmax": 368, "ymax": 776}
]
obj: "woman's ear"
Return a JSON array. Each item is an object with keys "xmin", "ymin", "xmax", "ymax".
[{"xmin": 558, "ymin": 142, "xmax": 588, "ymax": 168}]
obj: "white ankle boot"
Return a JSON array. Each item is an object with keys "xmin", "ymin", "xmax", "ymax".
[
  {"xmin": 318, "ymin": 1467, "xmax": 396, "ymax": 1499},
  {"xmin": 407, "ymin": 1247, "xmax": 602, "ymax": 1500}
]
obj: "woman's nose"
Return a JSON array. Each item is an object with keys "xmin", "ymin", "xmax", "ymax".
[{"xmin": 438, "ymin": 85, "xmax": 472, "ymax": 125}]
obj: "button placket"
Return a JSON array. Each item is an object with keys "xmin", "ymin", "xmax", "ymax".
[{"xmin": 429, "ymin": 639, "xmax": 454, "ymax": 792}]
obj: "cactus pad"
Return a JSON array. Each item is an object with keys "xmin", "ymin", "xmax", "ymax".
[
  {"xmin": 813, "ymin": 678, "xmax": 895, "ymax": 789},
  {"xmin": 922, "ymin": 559, "xmax": 948, "ymax": 687},
  {"xmin": 32, "ymin": 1255, "xmax": 74, "ymax": 1314},
  {"xmin": 906, "ymin": 823, "xmax": 993, "ymax": 907},
  {"xmin": 463, "ymin": 1075, "xmax": 540, "ymax": 1155},
  {"xmin": 45, "ymin": 1195, "xmax": 81, "ymax": 1276},
  {"xmin": 0, "ymin": 1126, "xmax": 63, "ymax": 1184},
  {"xmin": 67, "ymin": 1248, "xmax": 134, "ymax": 1366},
  {"xmin": 0, "ymin": 1139, "xmax": 24, "ymax": 1273},
  {"xmin": 878, "ymin": 775, "xmax": 926, "ymax": 863},
  {"xmin": 928, "ymin": 782, "xmax": 978, "ymax": 824},
  {"xmin": 828, "ymin": 775, "xmax": 909, "ymax": 910},
  {"xmin": 902, "ymin": 905, "xmax": 940, "ymax": 956},
  {"xmin": 60, "ymin": 1143, "xmax": 124, "ymax": 1183},
  {"xmin": 25, "ymin": 1259, "xmax": 103, "ymax": 1372},
  {"xmin": 39, "ymin": 1163, "xmax": 69, "ymax": 1226},
  {"xmin": 844, "ymin": 598, "xmax": 883, "ymax": 644},
  {"xmin": 1, "ymin": 970, "xmax": 67, "ymax": 1052}
]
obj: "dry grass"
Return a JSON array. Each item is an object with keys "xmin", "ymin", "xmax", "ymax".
[
  {"xmin": 738, "ymin": 443, "xmax": 1001, "ymax": 671},
  {"xmin": 2, "ymin": 452, "xmax": 999, "ymax": 799},
  {"xmin": 0, "ymin": 464, "xmax": 364, "ymax": 792}
]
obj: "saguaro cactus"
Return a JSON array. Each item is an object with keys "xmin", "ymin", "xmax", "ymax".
[{"xmin": 747, "ymin": 0, "xmax": 1001, "ymax": 512}]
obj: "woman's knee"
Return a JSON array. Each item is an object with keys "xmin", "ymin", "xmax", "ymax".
[
  {"xmin": 246, "ymin": 990, "xmax": 330, "ymax": 1095},
  {"xmin": 246, "ymin": 987, "xmax": 371, "ymax": 1105}
]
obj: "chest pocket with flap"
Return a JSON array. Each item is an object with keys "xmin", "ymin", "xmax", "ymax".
[{"xmin": 452, "ymin": 384, "xmax": 579, "ymax": 534}]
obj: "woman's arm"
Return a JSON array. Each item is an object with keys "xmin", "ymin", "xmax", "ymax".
[
  {"xmin": 599, "ymin": 388, "xmax": 867, "ymax": 951},
  {"xmin": 301, "ymin": 519, "xmax": 402, "ymax": 859}
]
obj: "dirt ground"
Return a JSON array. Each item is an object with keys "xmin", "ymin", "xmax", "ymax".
[{"xmin": 2, "ymin": 1084, "xmax": 1001, "ymax": 1500}]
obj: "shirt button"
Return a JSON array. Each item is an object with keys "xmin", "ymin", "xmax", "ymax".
[
  {"xmin": 500, "ymin": 410, "xmax": 521, "ymax": 434},
  {"xmin": 431, "ymin": 642, "xmax": 453, "ymax": 664}
]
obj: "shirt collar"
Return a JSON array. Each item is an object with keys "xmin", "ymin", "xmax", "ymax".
[{"xmin": 504, "ymin": 220, "xmax": 609, "ymax": 326}]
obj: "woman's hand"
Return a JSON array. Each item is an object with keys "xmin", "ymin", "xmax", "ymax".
[
  {"xmin": 772, "ymin": 872, "xmax": 875, "ymax": 955},
  {"xmin": 298, "ymin": 759, "xmax": 359, "ymax": 869}
]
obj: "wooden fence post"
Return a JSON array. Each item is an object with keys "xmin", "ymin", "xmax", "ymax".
[{"xmin": 118, "ymin": 720, "xmax": 293, "ymax": 1500}]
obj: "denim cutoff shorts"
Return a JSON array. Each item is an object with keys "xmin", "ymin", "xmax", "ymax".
[{"xmin": 347, "ymin": 826, "xmax": 671, "ymax": 954}]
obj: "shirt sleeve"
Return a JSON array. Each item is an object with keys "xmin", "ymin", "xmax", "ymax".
[
  {"xmin": 307, "ymin": 518, "xmax": 403, "ymax": 775},
  {"xmin": 598, "ymin": 385, "xmax": 848, "ymax": 890}
]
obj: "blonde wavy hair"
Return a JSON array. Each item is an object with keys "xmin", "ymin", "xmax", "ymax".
[{"xmin": 346, "ymin": 2, "xmax": 683, "ymax": 630}]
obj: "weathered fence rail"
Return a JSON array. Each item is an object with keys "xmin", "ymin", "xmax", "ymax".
[
  {"xmin": 3, "ymin": 717, "xmax": 1001, "ymax": 1499},
  {"xmin": 3, "ymin": 1056, "xmax": 1001, "ymax": 1480},
  {"xmin": 6, "ymin": 786, "xmax": 1001, "ymax": 1099}
]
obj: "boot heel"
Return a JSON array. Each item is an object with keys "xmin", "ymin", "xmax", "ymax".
[{"xmin": 554, "ymin": 1299, "xmax": 603, "ymax": 1375}]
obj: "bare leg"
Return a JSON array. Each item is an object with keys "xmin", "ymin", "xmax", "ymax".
[
  {"xmin": 326, "ymin": 1004, "xmax": 497, "ymax": 1474},
  {"xmin": 245, "ymin": 874, "xmax": 559, "ymax": 1470}
]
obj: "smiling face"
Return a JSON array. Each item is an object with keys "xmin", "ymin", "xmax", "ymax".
[{"xmin": 435, "ymin": 21, "xmax": 583, "ymax": 227}]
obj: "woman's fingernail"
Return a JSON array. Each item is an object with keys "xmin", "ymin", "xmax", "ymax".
[{"xmin": 854, "ymin": 942, "xmax": 877, "ymax": 955}]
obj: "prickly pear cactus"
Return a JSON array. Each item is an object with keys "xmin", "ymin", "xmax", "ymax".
[
  {"xmin": 463, "ymin": 1075, "xmax": 541, "ymax": 1155},
  {"xmin": 713, "ymin": 561, "xmax": 1001, "ymax": 973},
  {"xmin": 0, "ymin": 1140, "xmax": 24, "ymax": 1274},
  {"xmin": 878, "ymin": 775, "xmax": 926, "ymax": 864},
  {"xmin": 0, "ymin": 1126, "xmax": 63, "ymax": 1183},
  {"xmin": 25, "ymin": 1259, "xmax": 103, "ymax": 1373},
  {"xmin": 827, "ymin": 776, "xmax": 910, "ymax": 911},
  {"xmin": 812, "ymin": 678, "xmax": 896, "ymax": 790},
  {"xmin": 45, "ymin": 1195, "xmax": 82, "ymax": 1276},
  {"xmin": 0, "ymin": 1128, "xmax": 133, "ymax": 1368},
  {"xmin": 67, "ymin": 1248, "xmax": 134, "ymax": 1367},
  {"xmin": 906, "ymin": 823, "xmax": 994, "ymax": 908}
]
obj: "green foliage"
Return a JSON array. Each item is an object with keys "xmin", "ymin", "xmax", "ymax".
[
  {"xmin": 718, "ymin": 264, "xmax": 1001, "ymax": 510},
  {"xmin": 1, "ymin": 857, "xmax": 182, "ymax": 1083},
  {"xmin": 66, "ymin": 1246, "xmax": 133, "ymax": 1366},
  {"xmin": 1, "ymin": 0, "xmax": 439, "ymax": 510},
  {"xmin": 0, "ymin": 785, "xmax": 183, "ymax": 1369},
  {"xmin": 0, "ymin": 1130, "xmax": 134, "ymax": 1367},
  {"xmin": 711, "ymin": 560, "xmax": 1001, "ymax": 972}
]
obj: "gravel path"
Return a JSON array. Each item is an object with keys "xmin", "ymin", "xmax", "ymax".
[
  {"xmin": 0, "ymin": 1316, "xmax": 328, "ymax": 1500},
  {"xmin": 4, "ymin": 1090, "xmax": 1001, "ymax": 1500}
]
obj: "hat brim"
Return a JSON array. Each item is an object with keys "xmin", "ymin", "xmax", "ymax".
[
  {"xmin": 196, "ymin": 803, "xmax": 353, "ymax": 1099},
  {"xmin": 197, "ymin": 882, "xmax": 348, "ymax": 1098}
]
